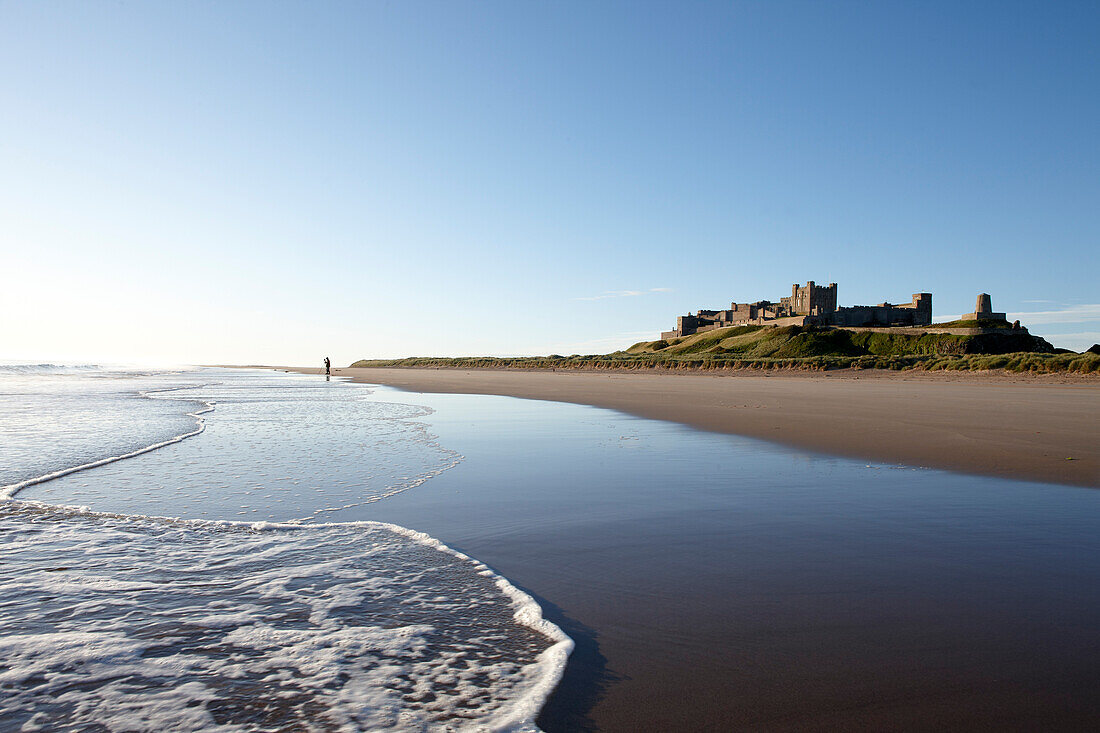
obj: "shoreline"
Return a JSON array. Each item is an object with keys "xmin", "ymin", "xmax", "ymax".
[
  {"xmin": 266, "ymin": 366, "xmax": 1099, "ymax": 488},
  {"xmin": 277, "ymin": 371, "xmax": 1100, "ymax": 730}
]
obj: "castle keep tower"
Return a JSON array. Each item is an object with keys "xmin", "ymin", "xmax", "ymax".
[{"xmin": 784, "ymin": 281, "xmax": 838, "ymax": 316}]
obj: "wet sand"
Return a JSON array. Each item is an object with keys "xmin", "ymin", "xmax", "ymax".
[
  {"xmin": 238, "ymin": 368, "xmax": 1100, "ymax": 730},
  {"xmin": 309, "ymin": 382, "xmax": 1100, "ymax": 731},
  {"xmin": 286, "ymin": 367, "xmax": 1099, "ymax": 488}
]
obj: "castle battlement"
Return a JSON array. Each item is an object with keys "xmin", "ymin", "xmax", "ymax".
[{"xmin": 661, "ymin": 282, "xmax": 934, "ymax": 339}]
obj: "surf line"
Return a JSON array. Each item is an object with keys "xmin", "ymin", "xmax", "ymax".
[
  {"xmin": 2, "ymin": 498, "xmax": 576, "ymax": 732},
  {"xmin": 0, "ymin": 385, "xmax": 217, "ymax": 501}
]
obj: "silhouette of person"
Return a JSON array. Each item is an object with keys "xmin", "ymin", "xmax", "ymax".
[{"xmin": 324, "ymin": 356, "xmax": 331, "ymax": 376}]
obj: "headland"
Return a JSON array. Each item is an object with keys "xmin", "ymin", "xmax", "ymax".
[
  {"xmin": 267, "ymin": 283, "xmax": 1099, "ymax": 487},
  {"xmin": 348, "ymin": 287, "xmax": 1097, "ymax": 375}
]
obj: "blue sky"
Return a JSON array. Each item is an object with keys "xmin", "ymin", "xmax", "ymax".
[{"xmin": 1, "ymin": 1, "xmax": 1097, "ymax": 364}]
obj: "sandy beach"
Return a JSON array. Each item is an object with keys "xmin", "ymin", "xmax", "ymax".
[
  {"xmin": 254, "ymin": 371, "xmax": 1100, "ymax": 730},
  {"xmin": 286, "ymin": 367, "xmax": 1099, "ymax": 489}
]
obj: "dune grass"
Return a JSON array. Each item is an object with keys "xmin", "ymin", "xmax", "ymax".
[
  {"xmin": 350, "ymin": 351, "xmax": 1100, "ymax": 375},
  {"xmin": 351, "ymin": 324, "xmax": 1096, "ymax": 375},
  {"xmin": 622, "ymin": 324, "xmax": 1049, "ymax": 358}
]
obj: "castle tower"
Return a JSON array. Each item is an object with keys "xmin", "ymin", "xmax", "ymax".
[
  {"xmin": 961, "ymin": 292, "xmax": 1006, "ymax": 322},
  {"xmin": 788, "ymin": 281, "xmax": 838, "ymax": 316},
  {"xmin": 911, "ymin": 293, "xmax": 933, "ymax": 325}
]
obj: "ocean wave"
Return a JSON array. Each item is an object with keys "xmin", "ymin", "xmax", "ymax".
[
  {"xmin": 0, "ymin": 362, "xmax": 201, "ymax": 376},
  {"xmin": 0, "ymin": 386, "xmax": 215, "ymax": 501},
  {"xmin": 0, "ymin": 500, "xmax": 573, "ymax": 732},
  {"xmin": 0, "ymin": 362, "xmax": 103, "ymax": 374},
  {"xmin": 0, "ymin": 368, "xmax": 572, "ymax": 729},
  {"xmin": 12, "ymin": 377, "xmax": 466, "ymax": 524}
]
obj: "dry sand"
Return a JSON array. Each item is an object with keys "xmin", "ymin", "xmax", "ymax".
[{"xmin": 284, "ymin": 366, "xmax": 1099, "ymax": 488}]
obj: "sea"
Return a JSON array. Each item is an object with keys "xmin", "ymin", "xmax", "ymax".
[
  {"xmin": 4, "ymin": 364, "xmax": 1100, "ymax": 731},
  {"xmin": 0, "ymin": 365, "xmax": 570, "ymax": 732}
]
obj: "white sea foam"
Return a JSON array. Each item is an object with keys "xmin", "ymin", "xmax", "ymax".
[
  {"xmin": 0, "ymin": 362, "xmax": 102, "ymax": 373},
  {"xmin": 0, "ymin": 362, "xmax": 198, "ymax": 375},
  {"xmin": 16, "ymin": 372, "xmax": 465, "ymax": 524},
  {"xmin": 0, "ymin": 501, "xmax": 573, "ymax": 732},
  {"xmin": 0, "ymin": 367, "xmax": 572, "ymax": 730},
  {"xmin": 0, "ymin": 386, "xmax": 214, "ymax": 500},
  {"xmin": 0, "ymin": 368, "xmax": 212, "ymax": 494}
]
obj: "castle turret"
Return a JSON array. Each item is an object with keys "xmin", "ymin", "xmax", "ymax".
[{"xmin": 961, "ymin": 292, "xmax": 1006, "ymax": 322}]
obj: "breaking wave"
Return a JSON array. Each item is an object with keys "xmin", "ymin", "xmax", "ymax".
[
  {"xmin": 0, "ymin": 502, "xmax": 572, "ymax": 732},
  {"xmin": 0, "ymin": 368, "xmax": 573, "ymax": 730},
  {"xmin": 0, "ymin": 362, "xmax": 103, "ymax": 374},
  {"xmin": 0, "ymin": 385, "xmax": 214, "ymax": 501}
]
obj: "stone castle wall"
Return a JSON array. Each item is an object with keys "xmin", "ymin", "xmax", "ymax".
[{"xmin": 665, "ymin": 282, "xmax": 934, "ymax": 337}]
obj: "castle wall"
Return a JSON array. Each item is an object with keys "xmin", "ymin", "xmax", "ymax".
[
  {"xmin": 663, "ymin": 284, "xmax": 931, "ymax": 337},
  {"xmin": 827, "ymin": 293, "xmax": 932, "ymax": 327},
  {"xmin": 747, "ymin": 316, "xmax": 809, "ymax": 328},
  {"xmin": 834, "ymin": 324, "xmax": 1023, "ymax": 336}
]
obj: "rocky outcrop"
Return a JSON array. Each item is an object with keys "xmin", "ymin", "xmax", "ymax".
[{"xmin": 961, "ymin": 332, "xmax": 1056, "ymax": 355}]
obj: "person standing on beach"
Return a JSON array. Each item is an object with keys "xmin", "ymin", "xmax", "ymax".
[{"xmin": 324, "ymin": 357, "xmax": 331, "ymax": 376}]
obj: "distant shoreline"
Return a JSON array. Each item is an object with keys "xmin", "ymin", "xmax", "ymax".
[{"xmin": 256, "ymin": 365, "xmax": 1100, "ymax": 489}]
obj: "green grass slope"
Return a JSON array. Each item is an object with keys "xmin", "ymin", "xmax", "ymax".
[
  {"xmin": 624, "ymin": 324, "xmax": 1051, "ymax": 358},
  {"xmin": 351, "ymin": 325, "xmax": 1099, "ymax": 374}
]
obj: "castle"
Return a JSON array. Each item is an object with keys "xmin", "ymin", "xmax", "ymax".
[{"xmin": 662, "ymin": 281, "xmax": 934, "ymax": 339}]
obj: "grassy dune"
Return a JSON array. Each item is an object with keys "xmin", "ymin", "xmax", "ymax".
[
  {"xmin": 351, "ymin": 325, "xmax": 1100, "ymax": 374},
  {"xmin": 627, "ymin": 324, "xmax": 1047, "ymax": 358}
]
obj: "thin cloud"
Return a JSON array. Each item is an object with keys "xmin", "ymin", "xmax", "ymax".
[
  {"xmin": 936, "ymin": 304, "xmax": 1100, "ymax": 326},
  {"xmin": 1006, "ymin": 304, "xmax": 1100, "ymax": 325},
  {"xmin": 1044, "ymin": 331, "xmax": 1100, "ymax": 341},
  {"xmin": 1036, "ymin": 331, "xmax": 1100, "ymax": 352},
  {"xmin": 574, "ymin": 287, "xmax": 673, "ymax": 301}
]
